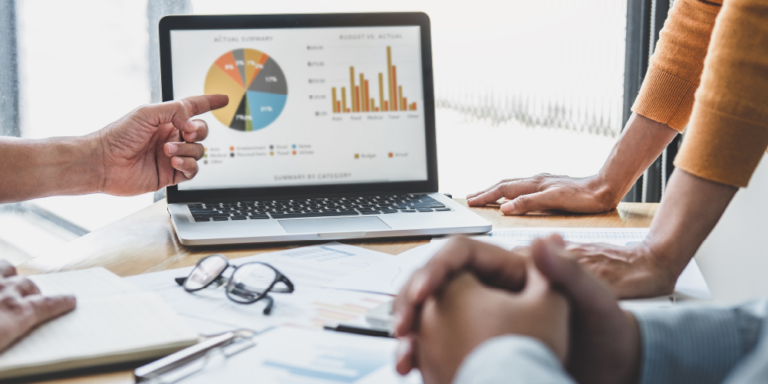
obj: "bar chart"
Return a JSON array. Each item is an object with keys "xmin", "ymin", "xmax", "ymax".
[{"xmin": 331, "ymin": 46, "xmax": 418, "ymax": 114}]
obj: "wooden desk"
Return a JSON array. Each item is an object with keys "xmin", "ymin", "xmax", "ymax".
[{"xmin": 17, "ymin": 200, "xmax": 657, "ymax": 384}]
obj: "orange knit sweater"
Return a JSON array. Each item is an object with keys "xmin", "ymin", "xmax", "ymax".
[{"xmin": 632, "ymin": 0, "xmax": 768, "ymax": 187}]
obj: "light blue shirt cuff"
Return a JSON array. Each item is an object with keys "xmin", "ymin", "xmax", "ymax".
[
  {"xmin": 632, "ymin": 301, "xmax": 765, "ymax": 384},
  {"xmin": 453, "ymin": 335, "xmax": 575, "ymax": 384}
]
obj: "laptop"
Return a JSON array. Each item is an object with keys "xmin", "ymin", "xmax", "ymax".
[{"xmin": 159, "ymin": 12, "xmax": 491, "ymax": 245}]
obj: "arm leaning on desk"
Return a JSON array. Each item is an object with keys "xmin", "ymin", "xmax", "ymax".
[{"xmin": 16, "ymin": 200, "xmax": 657, "ymax": 384}]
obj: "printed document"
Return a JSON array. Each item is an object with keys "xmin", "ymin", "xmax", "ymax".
[
  {"xmin": 125, "ymin": 243, "xmax": 395, "ymax": 334},
  {"xmin": 329, "ymin": 229, "xmax": 711, "ymax": 300},
  {"xmin": 174, "ymin": 327, "xmax": 420, "ymax": 384}
]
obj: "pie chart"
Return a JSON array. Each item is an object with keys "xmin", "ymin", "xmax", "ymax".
[{"xmin": 204, "ymin": 48, "xmax": 288, "ymax": 131}]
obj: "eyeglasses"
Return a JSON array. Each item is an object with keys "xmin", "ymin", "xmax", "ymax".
[{"xmin": 175, "ymin": 254, "xmax": 294, "ymax": 315}]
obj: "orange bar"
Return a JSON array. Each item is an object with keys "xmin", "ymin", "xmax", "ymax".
[
  {"xmin": 360, "ymin": 74, "xmax": 366, "ymax": 112},
  {"xmin": 411, "ymin": 102, "xmax": 417, "ymax": 111},
  {"xmin": 383, "ymin": 101, "xmax": 388, "ymax": 111},
  {"xmin": 375, "ymin": 107, "xmax": 379, "ymax": 111},
  {"xmin": 341, "ymin": 87, "xmax": 348, "ymax": 113},
  {"xmin": 392, "ymin": 66, "xmax": 398, "ymax": 111},
  {"xmin": 355, "ymin": 86, "xmax": 360, "ymax": 113},
  {"xmin": 378, "ymin": 73, "xmax": 384, "ymax": 114},
  {"xmin": 350, "ymin": 67, "xmax": 357, "ymax": 112},
  {"xmin": 387, "ymin": 47, "xmax": 393, "ymax": 112},
  {"xmin": 332, "ymin": 87, "xmax": 338, "ymax": 113},
  {"xmin": 364, "ymin": 80, "xmax": 370, "ymax": 113}
]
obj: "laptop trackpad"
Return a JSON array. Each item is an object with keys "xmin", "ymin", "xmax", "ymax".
[{"xmin": 279, "ymin": 216, "xmax": 391, "ymax": 234}]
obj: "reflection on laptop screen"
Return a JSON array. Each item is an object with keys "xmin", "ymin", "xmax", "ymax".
[{"xmin": 170, "ymin": 26, "xmax": 427, "ymax": 191}]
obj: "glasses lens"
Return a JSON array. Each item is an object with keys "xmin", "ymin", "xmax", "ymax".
[
  {"xmin": 228, "ymin": 263, "xmax": 278, "ymax": 303},
  {"xmin": 185, "ymin": 255, "xmax": 228, "ymax": 291}
]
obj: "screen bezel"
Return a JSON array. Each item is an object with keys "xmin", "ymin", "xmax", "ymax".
[{"xmin": 159, "ymin": 13, "xmax": 438, "ymax": 203}]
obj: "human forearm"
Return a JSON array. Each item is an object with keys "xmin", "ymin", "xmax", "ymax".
[
  {"xmin": 596, "ymin": 113, "xmax": 679, "ymax": 207},
  {"xmin": 642, "ymin": 169, "xmax": 737, "ymax": 288},
  {"xmin": 0, "ymin": 135, "xmax": 104, "ymax": 203}
]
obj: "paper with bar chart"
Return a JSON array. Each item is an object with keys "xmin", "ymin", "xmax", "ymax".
[
  {"xmin": 181, "ymin": 327, "xmax": 421, "ymax": 384},
  {"xmin": 170, "ymin": 26, "xmax": 428, "ymax": 191}
]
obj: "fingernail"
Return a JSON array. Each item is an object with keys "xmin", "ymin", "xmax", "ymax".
[
  {"xmin": 186, "ymin": 132, "xmax": 197, "ymax": 142},
  {"xmin": 167, "ymin": 143, "xmax": 178, "ymax": 154}
]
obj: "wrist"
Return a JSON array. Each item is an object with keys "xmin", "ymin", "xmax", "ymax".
[
  {"xmin": 82, "ymin": 132, "xmax": 107, "ymax": 193},
  {"xmin": 620, "ymin": 310, "xmax": 642, "ymax": 384},
  {"xmin": 588, "ymin": 173, "xmax": 623, "ymax": 210},
  {"xmin": 50, "ymin": 134, "xmax": 105, "ymax": 195}
]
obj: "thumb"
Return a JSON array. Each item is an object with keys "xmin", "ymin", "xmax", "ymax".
[
  {"xmin": 531, "ymin": 235, "xmax": 616, "ymax": 309},
  {"xmin": 500, "ymin": 190, "xmax": 557, "ymax": 215}
]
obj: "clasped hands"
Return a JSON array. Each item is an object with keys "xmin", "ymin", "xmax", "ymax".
[{"xmin": 393, "ymin": 236, "xmax": 642, "ymax": 384}]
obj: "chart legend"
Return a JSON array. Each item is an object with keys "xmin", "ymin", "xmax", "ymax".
[
  {"xmin": 204, "ymin": 48, "xmax": 288, "ymax": 131},
  {"xmin": 331, "ymin": 46, "xmax": 417, "ymax": 114}
]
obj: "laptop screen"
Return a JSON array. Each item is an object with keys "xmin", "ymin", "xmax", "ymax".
[{"xmin": 169, "ymin": 26, "xmax": 428, "ymax": 191}]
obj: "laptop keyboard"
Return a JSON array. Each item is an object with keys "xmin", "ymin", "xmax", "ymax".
[{"xmin": 187, "ymin": 194, "xmax": 452, "ymax": 222}]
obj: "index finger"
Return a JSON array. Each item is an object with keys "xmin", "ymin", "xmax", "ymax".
[
  {"xmin": 143, "ymin": 95, "xmax": 229, "ymax": 133},
  {"xmin": 392, "ymin": 237, "xmax": 527, "ymax": 337},
  {"xmin": 466, "ymin": 178, "xmax": 518, "ymax": 200},
  {"xmin": 28, "ymin": 295, "xmax": 77, "ymax": 324},
  {"xmin": 467, "ymin": 179, "xmax": 545, "ymax": 207}
]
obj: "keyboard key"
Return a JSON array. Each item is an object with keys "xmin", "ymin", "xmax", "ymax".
[
  {"xmin": 435, "ymin": 208, "xmax": 452, "ymax": 212},
  {"xmin": 417, "ymin": 208, "xmax": 433, "ymax": 212},
  {"xmin": 400, "ymin": 210, "xmax": 416, "ymax": 213},
  {"xmin": 414, "ymin": 203, "xmax": 445, "ymax": 208},
  {"xmin": 212, "ymin": 216, "xmax": 230, "ymax": 221},
  {"xmin": 192, "ymin": 216, "xmax": 211, "ymax": 222},
  {"xmin": 270, "ymin": 211, "xmax": 359, "ymax": 219},
  {"xmin": 361, "ymin": 211, "xmax": 381, "ymax": 215},
  {"xmin": 381, "ymin": 209, "xmax": 398, "ymax": 214},
  {"xmin": 249, "ymin": 214, "xmax": 270, "ymax": 219},
  {"xmin": 231, "ymin": 216, "xmax": 247, "ymax": 220}
]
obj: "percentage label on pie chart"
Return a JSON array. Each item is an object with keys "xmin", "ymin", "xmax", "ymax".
[{"xmin": 204, "ymin": 49, "xmax": 287, "ymax": 131}]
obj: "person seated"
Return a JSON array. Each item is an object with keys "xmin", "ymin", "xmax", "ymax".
[
  {"xmin": 0, "ymin": 94, "xmax": 227, "ymax": 352},
  {"xmin": 464, "ymin": 0, "xmax": 768, "ymax": 299},
  {"xmin": 395, "ymin": 236, "xmax": 768, "ymax": 384}
]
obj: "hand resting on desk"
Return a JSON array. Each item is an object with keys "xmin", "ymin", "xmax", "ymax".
[{"xmin": 0, "ymin": 260, "xmax": 75, "ymax": 354}]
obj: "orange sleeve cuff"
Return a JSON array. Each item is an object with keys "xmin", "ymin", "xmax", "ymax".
[
  {"xmin": 674, "ymin": 105, "xmax": 768, "ymax": 188},
  {"xmin": 632, "ymin": 67, "xmax": 697, "ymax": 132},
  {"xmin": 630, "ymin": 0, "xmax": 721, "ymax": 131}
]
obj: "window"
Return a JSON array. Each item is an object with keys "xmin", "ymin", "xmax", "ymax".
[{"xmin": 1, "ymin": 0, "xmax": 627, "ymax": 261}]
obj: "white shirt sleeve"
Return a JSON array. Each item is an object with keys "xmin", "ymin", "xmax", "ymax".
[{"xmin": 453, "ymin": 335, "xmax": 576, "ymax": 384}]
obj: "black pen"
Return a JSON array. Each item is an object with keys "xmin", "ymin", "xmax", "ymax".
[{"xmin": 323, "ymin": 324, "xmax": 392, "ymax": 338}]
